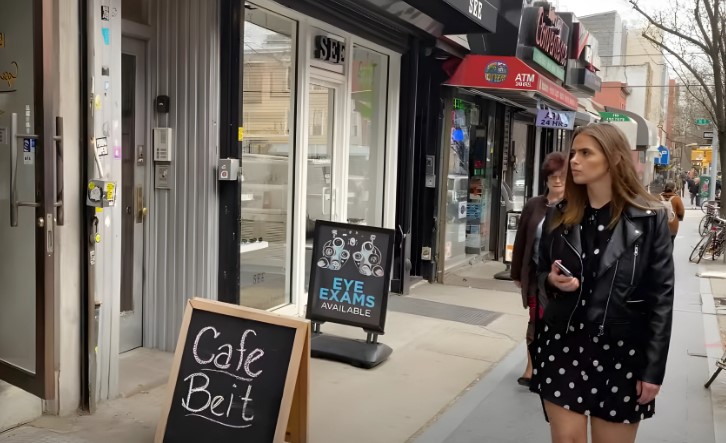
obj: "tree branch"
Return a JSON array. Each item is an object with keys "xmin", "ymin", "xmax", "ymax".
[
  {"xmin": 695, "ymin": 0, "xmax": 714, "ymax": 54},
  {"xmin": 630, "ymin": 0, "xmax": 711, "ymax": 52},
  {"xmin": 639, "ymin": 31, "xmax": 718, "ymax": 110}
]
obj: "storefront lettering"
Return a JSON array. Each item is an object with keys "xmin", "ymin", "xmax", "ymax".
[
  {"xmin": 515, "ymin": 73, "xmax": 535, "ymax": 88},
  {"xmin": 468, "ymin": 0, "xmax": 483, "ymax": 20},
  {"xmin": 0, "ymin": 61, "xmax": 18, "ymax": 90},
  {"xmin": 535, "ymin": 9, "xmax": 568, "ymax": 66},
  {"xmin": 314, "ymin": 36, "xmax": 345, "ymax": 64}
]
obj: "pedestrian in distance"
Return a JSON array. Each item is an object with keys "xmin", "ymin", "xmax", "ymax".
[
  {"xmin": 511, "ymin": 151, "xmax": 567, "ymax": 388},
  {"xmin": 659, "ymin": 181, "xmax": 685, "ymax": 246},
  {"xmin": 531, "ymin": 123, "xmax": 675, "ymax": 443}
]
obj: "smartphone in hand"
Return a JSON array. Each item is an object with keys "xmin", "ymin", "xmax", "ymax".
[{"xmin": 555, "ymin": 261, "xmax": 574, "ymax": 278}]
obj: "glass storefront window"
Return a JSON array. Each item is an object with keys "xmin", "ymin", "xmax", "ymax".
[
  {"xmin": 443, "ymin": 100, "xmax": 475, "ymax": 269},
  {"xmin": 240, "ymin": 6, "xmax": 296, "ymax": 310},
  {"xmin": 0, "ymin": 0, "xmax": 36, "ymax": 373},
  {"xmin": 347, "ymin": 45, "xmax": 388, "ymax": 227}
]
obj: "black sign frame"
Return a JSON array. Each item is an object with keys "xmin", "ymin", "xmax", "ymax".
[
  {"xmin": 155, "ymin": 298, "xmax": 309, "ymax": 443},
  {"xmin": 306, "ymin": 220, "xmax": 395, "ymax": 333}
]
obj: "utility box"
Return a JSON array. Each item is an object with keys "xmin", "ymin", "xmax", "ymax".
[
  {"xmin": 87, "ymin": 180, "xmax": 117, "ymax": 207},
  {"xmin": 218, "ymin": 158, "xmax": 240, "ymax": 181}
]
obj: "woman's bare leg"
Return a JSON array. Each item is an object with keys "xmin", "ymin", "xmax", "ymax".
[
  {"xmin": 591, "ymin": 416, "xmax": 639, "ymax": 443},
  {"xmin": 543, "ymin": 400, "xmax": 588, "ymax": 443},
  {"xmin": 521, "ymin": 350, "xmax": 533, "ymax": 379}
]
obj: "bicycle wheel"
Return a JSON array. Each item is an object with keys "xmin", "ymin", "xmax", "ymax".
[
  {"xmin": 690, "ymin": 233, "xmax": 711, "ymax": 262},
  {"xmin": 699, "ymin": 216, "xmax": 712, "ymax": 236},
  {"xmin": 698, "ymin": 231, "xmax": 718, "ymax": 264}
]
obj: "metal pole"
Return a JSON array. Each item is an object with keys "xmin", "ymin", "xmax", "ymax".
[{"xmin": 710, "ymin": 131, "xmax": 719, "ymax": 201}]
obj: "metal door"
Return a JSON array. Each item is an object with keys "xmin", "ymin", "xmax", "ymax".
[
  {"xmin": 0, "ymin": 0, "xmax": 60, "ymax": 398},
  {"xmin": 119, "ymin": 37, "xmax": 147, "ymax": 353}
]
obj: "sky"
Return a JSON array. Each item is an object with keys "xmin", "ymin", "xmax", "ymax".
[{"xmin": 554, "ymin": 0, "xmax": 662, "ymax": 28}]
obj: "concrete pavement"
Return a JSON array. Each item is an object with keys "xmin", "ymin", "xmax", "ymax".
[
  {"xmin": 414, "ymin": 208, "xmax": 726, "ymax": 443},
  {"xmin": 1, "ymin": 208, "xmax": 723, "ymax": 443}
]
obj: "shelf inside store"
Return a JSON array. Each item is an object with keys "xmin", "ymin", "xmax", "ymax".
[{"xmin": 240, "ymin": 241, "xmax": 269, "ymax": 254}]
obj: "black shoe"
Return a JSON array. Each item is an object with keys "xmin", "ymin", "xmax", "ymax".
[{"xmin": 517, "ymin": 377, "xmax": 531, "ymax": 387}]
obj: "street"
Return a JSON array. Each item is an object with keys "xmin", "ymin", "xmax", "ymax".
[{"xmin": 414, "ymin": 208, "xmax": 725, "ymax": 443}]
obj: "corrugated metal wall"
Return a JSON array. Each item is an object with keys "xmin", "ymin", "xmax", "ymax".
[{"xmin": 145, "ymin": 0, "xmax": 220, "ymax": 351}]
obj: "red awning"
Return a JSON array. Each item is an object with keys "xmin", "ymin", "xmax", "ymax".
[{"xmin": 445, "ymin": 55, "xmax": 578, "ymax": 111}]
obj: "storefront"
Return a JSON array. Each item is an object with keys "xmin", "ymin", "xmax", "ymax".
[
  {"xmin": 236, "ymin": 1, "xmax": 402, "ymax": 315},
  {"xmin": 0, "ymin": 0, "xmax": 502, "ymax": 429},
  {"xmin": 438, "ymin": 54, "xmax": 578, "ymax": 274}
]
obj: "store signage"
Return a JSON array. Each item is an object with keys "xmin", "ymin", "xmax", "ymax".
[
  {"xmin": 533, "ymin": 48, "xmax": 565, "ymax": 80},
  {"xmin": 307, "ymin": 220, "xmax": 394, "ymax": 333},
  {"xmin": 654, "ymin": 146, "xmax": 670, "ymax": 165},
  {"xmin": 155, "ymin": 298, "xmax": 309, "ymax": 443},
  {"xmin": 704, "ymin": 131, "xmax": 714, "ymax": 139},
  {"xmin": 578, "ymin": 68, "xmax": 602, "ymax": 92},
  {"xmin": 536, "ymin": 109, "xmax": 575, "ymax": 130},
  {"xmin": 313, "ymin": 35, "xmax": 345, "ymax": 64},
  {"xmin": 696, "ymin": 118, "xmax": 711, "ymax": 125},
  {"xmin": 447, "ymin": 55, "xmax": 578, "ymax": 110},
  {"xmin": 535, "ymin": 8, "xmax": 568, "ymax": 66},
  {"xmin": 599, "ymin": 112, "xmax": 632, "ymax": 122},
  {"xmin": 519, "ymin": 6, "xmax": 569, "ymax": 68},
  {"xmin": 443, "ymin": 0, "xmax": 497, "ymax": 31},
  {"xmin": 571, "ymin": 23, "xmax": 601, "ymax": 71}
]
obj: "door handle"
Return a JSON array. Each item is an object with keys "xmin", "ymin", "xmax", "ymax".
[
  {"xmin": 322, "ymin": 187, "xmax": 330, "ymax": 215},
  {"xmin": 9, "ymin": 113, "xmax": 40, "ymax": 227},
  {"xmin": 54, "ymin": 116, "xmax": 64, "ymax": 225},
  {"xmin": 135, "ymin": 186, "xmax": 147, "ymax": 223}
]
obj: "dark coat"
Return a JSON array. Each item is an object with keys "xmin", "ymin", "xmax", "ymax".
[
  {"xmin": 537, "ymin": 200, "xmax": 675, "ymax": 385},
  {"xmin": 510, "ymin": 196, "xmax": 550, "ymax": 309}
]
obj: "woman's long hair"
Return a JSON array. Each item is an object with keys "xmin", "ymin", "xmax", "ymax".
[{"xmin": 556, "ymin": 123, "xmax": 658, "ymax": 229}]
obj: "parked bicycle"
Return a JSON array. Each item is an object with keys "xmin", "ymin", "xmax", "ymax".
[
  {"xmin": 698, "ymin": 203, "xmax": 721, "ymax": 236},
  {"xmin": 690, "ymin": 216, "xmax": 726, "ymax": 263}
]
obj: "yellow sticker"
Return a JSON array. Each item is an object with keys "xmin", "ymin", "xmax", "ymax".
[
  {"xmin": 106, "ymin": 183, "xmax": 115, "ymax": 201},
  {"xmin": 95, "ymin": 207, "xmax": 103, "ymax": 213},
  {"xmin": 94, "ymin": 95, "xmax": 102, "ymax": 110},
  {"xmin": 95, "ymin": 233, "xmax": 101, "ymax": 243},
  {"xmin": 238, "ymin": 127, "xmax": 244, "ymax": 142},
  {"xmin": 88, "ymin": 182, "xmax": 96, "ymax": 190}
]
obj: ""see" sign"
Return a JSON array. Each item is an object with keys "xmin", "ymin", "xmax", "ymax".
[
  {"xmin": 468, "ymin": 0, "xmax": 483, "ymax": 20},
  {"xmin": 314, "ymin": 36, "xmax": 345, "ymax": 65}
]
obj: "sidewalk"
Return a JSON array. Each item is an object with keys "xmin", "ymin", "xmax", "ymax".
[
  {"xmin": 413, "ymin": 208, "xmax": 726, "ymax": 443},
  {"xmin": 3, "ymin": 210, "xmax": 722, "ymax": 443},
  {"xmin": 0, "ymin": 276, "xmax": 529, "ymax": 442}
]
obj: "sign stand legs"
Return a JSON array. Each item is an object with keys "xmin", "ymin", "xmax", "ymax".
[{"xmin": 310, "ymin": 325, "xmax": 392, "ymax": 369}]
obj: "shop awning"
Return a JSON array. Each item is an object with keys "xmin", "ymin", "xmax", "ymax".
[
  {"xmin": 445, "ymin": 55, "xmax": 579, "ymax": 111},
  {"xmin": 604, "ymin": 107, "xmax": 658, "ymax": 149}
]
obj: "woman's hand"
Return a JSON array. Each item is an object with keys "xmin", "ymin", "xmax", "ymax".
[
  {"xmin": 547, "ymin": 261, "xmax": 580, "ymax": 292},
  {"xmin": 636, "ymin": 380, "xmax": 661, "ymax": 404}
]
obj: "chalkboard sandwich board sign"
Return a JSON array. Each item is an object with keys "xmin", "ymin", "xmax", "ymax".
[
  {"xmin": 155, "ymin": 298, "xmax": 310, "ymax": 443},
  {"xmin": 307, "ymin": 220, "xmax": 395, "ymax": 333}
]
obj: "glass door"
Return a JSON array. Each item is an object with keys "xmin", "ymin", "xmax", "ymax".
[
  {"xmin": 239, "ymin": 5, "xmax": 297, "ymax": 310},
  {"xmin": 304, "ymin": 77, "xmax": 343, "ymax": 288},
  {"xmin": 0, "ymin": 0, "xmax": 58, "ymax": 398}
]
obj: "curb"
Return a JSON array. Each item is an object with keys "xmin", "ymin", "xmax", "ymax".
[{"xmin": 699, "ymin": 274, "xmax": 726, "ymax": 442}]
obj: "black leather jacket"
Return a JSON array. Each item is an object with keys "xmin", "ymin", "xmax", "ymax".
[{"xmin": 537, "ymin": 200, "xmax": 674, "ymax": 385}]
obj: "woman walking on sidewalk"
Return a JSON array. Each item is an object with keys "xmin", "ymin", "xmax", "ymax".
[
  {"xmin": 531, "ymin": 124, "xmax": 675, "ymax": 443},
  {"xmin": 511, "ymin": 151, "xmax": 567, "ymax": 387}
]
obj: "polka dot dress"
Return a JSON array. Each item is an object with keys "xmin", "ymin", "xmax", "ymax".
[{"xmin": 530, "ymin": 203, "xmax": 655, "ymax": 423}]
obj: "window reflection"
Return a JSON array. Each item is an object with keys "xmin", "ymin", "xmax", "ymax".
[
  {"xmin": 240, "ymin": 6, "xmax": 296, "ymax": 310},
  {"xmin": 347, "ymin": 46, "xmax": 388, "ymax": 226}
]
